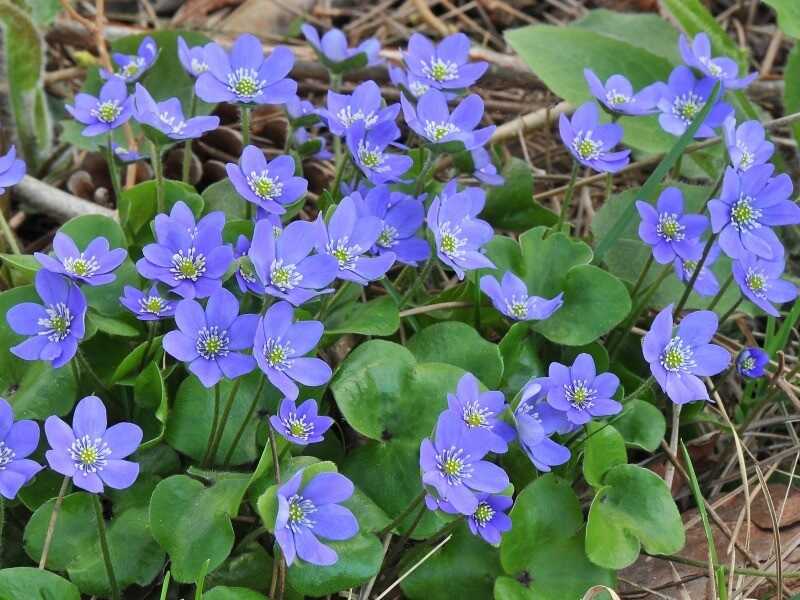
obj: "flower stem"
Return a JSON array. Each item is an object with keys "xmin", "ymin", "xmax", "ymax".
[
  {"xmin": 207, "ymin": 377, "xmax": 243, "ymax": 466},
  {"xmin": 399, "ymin": 257, "xmax": 434, "ymax": 309},
  {"xmin": 182, "ymin": 91, "xmax": 198, "ymax": 184},
  {"xmin": 415, "ymin": 150, "xmax": 436, "ymax": 196},
  {"xmin": 268, "ymin": 422, "xmax": 282, "ymax": 484},
  {"xmin": 718, "ymin": 296, "xmax": 744, "ymax": 323},
  {"xmin": 622, "ymin": 375, "xmax": 655, "ymax": 403},
  {"xmin": 556, "ymin": 162, "xmax": 579, "ymax": 231},
  {"xmin": 76, "ymin": 349, "xmax": 110, "ymax": 394},
  {"xmin": 92, "ymin": 494, "xmax": 120, "ymax": 600},
  {"xmin": 202, "ymin": 384, "xmax": 221, "ymax": 467},
  {"xmin": 105, "ymin": 135, "xmax": 123, "ymax": 202},
  {"xmin": 629, "ymin": 253, "xmax": 654, "ymax": 301},
  {"xmin": 673, "ymin": 232, "xmax": 718, "ymax": 315},
  {"xmin": 149, "ymin": 141, "xmax": 165, "ymax": 214},
  {"xmin": 240, "ymin": 105, "xmax": 251, "ymax": 147},
  {"xmin": 471, "ymin": 270, "xmax": 481, "ymax": 331},
  {"xmin": 707, "ymin": 273, "xmax": 734, "ymax": 311},
  {"xmin": 663, "ymin": 404, "xmax": 682, "ymax": 491},
  {"xmin": 223, "ymin": 376, "xmax": 267, "ymax": 466},
  {"xmin": 0, "ymin": 192, "xmax": 20, "ymax": 254},
  {"xmin": 379, "ymin": 490, "xmax": 426, "ymax": 537},
  {"xmin": 39, "ymin": 476, "xmax": 70, "ymax": 569}
]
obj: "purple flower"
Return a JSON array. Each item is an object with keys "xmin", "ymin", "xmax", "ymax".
[
  {"xmin": 732, "ymin": 255, "xmax": 797, "ymax": 317},
  {"xmin": 351, "ymin": 185, "xmax": 429, "ymax": 266},
  {"xmin": 44, "ymin": 395, "xmax": 142, "ymax": 494},
  {"xmin": 679, "ymin": 33, "xmax": 757, "ymax": 90},
  {"xmin": 253, "ymin": 301, "xmax": 331, "ymax": 400},
  {"xmin": 346, "ymin": 121, "xmax": 412, "ymax": 184},
  {"xmin": 723, "ymin": 117, "xmax": 774, "ymax": 172},
  {"xmin": 112, "ymin": 144, "xmax": 145, "ymax": 163},
  {"xmin": 101, "ymin": 36, "xmax": 157, "ymax": 83},
  {"xmin": 736, "ymin": 347, "xmax": 768, "ymax": 378},
  {"xmin": 512, "ymin": 381, "xmax": 572, "ymax": 472},
  {"xmin": 470, "ymin": 148, "xmax": 503, "ymax": 186},
  {"xmin": 442, "ymin": 373, "xmax": 515, "ymax": 454},
  {"xmin": 35, "ymin": 233, "xmax": 126, "ymax": 286},
  {"xmin": 0, "ymin": 398, "xmax": 42, "ymax": 499},
  {"xmin": 177, "ymin": 36, "xmax": 212, "ymax": 78},
  {"xmin": 388, "ymin": 65, "xmax": 436, "ymax": 99},
  {"xmin": 315, "ymin": 194, "xmax": 396, "ymax": 285},
  {"xmin": 270, "ymin": 397, "xmax": 333, "ymax": 445},
  {"xmin": 195, "ymin": 35, "xmax": 297, "ymax": 105},
  {"xmin": 583, "ymin": 69, "xmax": 660, "ymax": 116},
  {"xmin": 285, "ymin": 96, "xmax": 318, "ymax": 125},
  {"xmin": 404, "ymin": 33, "xmax": 487, "ymax": 90},
  {"xmin": 120, "ymin": 284, "xmax": 176, "ymax": 321},
  {"xmin": 642, "ymin": 306, "xmax": 730, "ymax": 405},
  {"xmin": 301, "ymin": 24, "xmax": 380, "ymax": 71},
  {"xmin": 318, "ymin": 80, "xmax": 400, "ymax": 137},
  {"xmin": 546, "ymin": 353, "xmax": 621, "ymax": 425},
  {"xmin": 708, "ymin": 165, "xmax": 798, "ymax": 260},
  {"xmin": 136, "ymin": 201, "xmax": 234, "ymax": 299},
  {"xmin": 420, "ymin": 412, "xmax": 509, "ymax": 515},
  {"xmin": 672, "ymin": 242, "xmax": 721, "ymax": 297},
  {"xmin": 292, "ymin": 127, "xmax": 332, "ymax": 160},
  {"xmin": 558, "ymin": 103, "xmax": 630, "ymax": 173},
  {"xmin": 226, "ymin": 146, "xmax": 308, "ymax": 214},
  {"xmin": 518, "ymin": 377, "xmax": 576, "ymax": 435},
  {"xmin": 438, "ymin": 493, "xmax": 512, "ymax": 545},
  {"xmin": 275, "ymin": 469, "xmax": 358, "ymax": 566},
  {"xmin": 163, "ymin": 288, "xmax": 257, "ymax": 388},
  {"xmin": 655, "ymin": 66, "xmax": 733, "ymax": 138},
  {"xmin": 65, "ymin": 78, "xmax": 133, "ymax": 137},
  {"xmin": 480, "ymin": 272, "xmax": 563, "ymax": 322},
  {"xmin": 133, "ymin": 84, "xmax": 219, "ymax": 141},
  {"xmin": 401, "ymin": 90, "xmax": 494, "ymax": 149},
  {"xmin": 426, "ymin": 182, "xmax": 495, "ymax": 280},
  {"xmin": 0, "ymin": 146, "xmax": 25, "ymax": 194},
  {"xmin": 249, "ymin": 218, "xmax": 337, "ymax": 304},
  {"xmin": 234, "ymin": 235, "xmax": 264, "ymax": 295},
  {"xmin": 7, "ymin": 270, "xmax": 86, "ymax": 368},
  {"xmin": 636, "ymin": 187, "xmax": 708, "ymax": 264}
]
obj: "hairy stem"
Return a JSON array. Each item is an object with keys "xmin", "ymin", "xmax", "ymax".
[
  {"xmin": 92, "ymin": 494, "xmax": 120, "ymax": 600},
  {"xmin": 39, "ymin": 476, "xmax": 70, "ymax": 569}
]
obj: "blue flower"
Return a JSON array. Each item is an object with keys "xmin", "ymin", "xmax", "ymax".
[
  {"xmin": 732, "ymin": 254, "xmax": 797, "ymax": 317},
  {"xmin": 479, "ymin": 271, "xmax": 562, "ymax": 322},
  {"xmin": 35, "ymin": 233, "xmax": 126, "ymax": 286},
  {"xmin": 319, "ymin": 80, "xmax": 400, "ymax": 137},
  {"xmin": 672, "ymin": 242, "xmax": 721, "ymax": 297},
  {"xmin": 301, "ymin": 24, "xmax": 380, "ymax": 71},
  {"xmin": 316, "ymin": 194, "xmax": 396, "ymax": 285},
  {"xmin": 559, "ymin": 103, "xmax": 630, "ymax": 173},
  {"xmin": 636, "ymin": 187, "xmax": 708, "ymax": 264},
  {"xmin": 346, "ymin": 121, "xmax": 412, "ymax": 184},
  {"xmin": 177, "ymin": 36, "xmax": 213, "ymax": 78},
  {"xmin": 226, "ymin": 146, "xmax": 308, "ymax": 214},
  {"xmin": 404, "ymin": 33, "xmax": 487, "ymax": 90},
  {"xmin": 0, "ymin": 146, "xmax": 25, "ymax": 194},
  {"xmin": 401, "ymin": 89, "xmax": 494, "ymax": 149},
  {"xmin": 195, "ymin": 34, "xmax": 297, "ymax": 105},
  {"xmin": 66, "ymin": 78, "xmax": 133, "ymax": 137},
  {"xmin": 723, "ymin": 117, "xmax": 774, "ymax": 172},
  {"xmin": 654, "ymin": 65, "xmax": 733, "ymax": 138},
  {"xmin": 426, "ymin": 182, "xmax": 494, "ymax": 280},
  {"xmin": 133, "ymin": 84, "xmax": 219, "ymax": 141},
  {"xmin": 679, "ymin": 33, "xmax": 756, "ymax": 90},
  {"xmin": 584, "ymin": 69, "xmax": 660, "ymax": 116},
  {"xmin": 101, "ymin": 36, "xmax": 157, "ymax": 83},
  {"xmin": 736, "ymin": 347, "xmax": 768, "ymax": 378},
  {"xmin": 512, "ymin": 379, "xmax": 572, "ymax": 472},
  {"xmin": 546, "ymin": 353, "xmax": 621, "ymax": 425}
]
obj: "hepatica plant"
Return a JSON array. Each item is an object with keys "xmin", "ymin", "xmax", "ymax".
[{"xmin": 1, "ymin": 11, "xmax": 799, "ymax": 600}]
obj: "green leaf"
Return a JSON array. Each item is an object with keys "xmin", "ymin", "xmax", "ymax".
[
  {"xmin": 110, "ymin": 335, "xmax": 165, "ymax": 385},
  {"xmin": 134, "ymin": 362, "xmax": 168, "ymax": 447},
  {"xmin": 0, "ymin": 1, "xmax": 51, "ymax": 168},
  {"xmin": 766, "ymin": 0, "xmax": 800, "ymax": 37},
  {"xmin": 0, "ymin": 568, "xmax": 80, "ymax": 600},
  {"xmin": 0, "ymin": 253, "xmax": 40, "ymax": 275},
  {"xmin": 118, "ymin": 179, "xmax": 204, "ymax": 244},
  {"xmin": 149, "ymin": 473, "xmax": 251, "ymax": 583},
  {"xmin": 583, "ymin": 423, "xmax": 627, "ymax": 488},
  {"xmin": 202, "ymin": 179, "xmax": 248, "ymax": 221},
  {"xmin": 204, "ymin": 587, "xmax": 268, "ymax": 600},
  {"xmin": 614, "ymin": 399, "xmax": 666, "ymax": 452},
  {"xmin": 406, "ymin": 321, "xmax": 504, "ymax": 388},
  {"xmin": 86, "ymin": 312, "xmax": 141, "ymax": 337},
  {"xmin": 662, "ymin": 0, "xmax": 747, "ymax": 66},
  {"xmin": 166, "ymin": 371, "xmax": 278, "ymax": 466},
  {"xmin": 0, "ymin": 285, "xmax": 78, "ymax": 419},
  {"xmin": 785, "ymin": 44, "xmax": 800, "ymax": 147},
  {"xmin": 573, "ymin": 9, "xmax": 681, "ymax": 64},
  {"xmin": 498, "ymin": 322, "xmax": 546, "ymax": 399},
  {"xmin": 499, "ymin": 475, "xmax": 614, "ymax": 597},
  {"xmin": 323, "ymin": 295, "xmax": 400, "ymax": 337},
  {"xmin": 400, "ymin": 526, "xmax": 501, "ymax": 600},
  {"xmin": 342, "ymin": 439, "xmax": 451, "ymax": 539},
  {"xmin": 485, "ymin": 228, "xmax": 630, "ymax": 345},
  {"xmin": 585, "ymin": 464, "xmax": 685, "ymax": 569},
  {"xmin": 482, "ymin": 159, "xmax": 556, "ymax": 231},
  {"xmin": 24, "ymin": 489, "xmax": 164, "ymax": 596},
  {"xmin": 331, "ymin": 339, "xmax": 467, "ymax": 442}
]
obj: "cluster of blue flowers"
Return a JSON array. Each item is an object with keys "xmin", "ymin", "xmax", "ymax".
[{"xmin": 420, "ymin": 354, "xmax": 622, "ymax": 544}]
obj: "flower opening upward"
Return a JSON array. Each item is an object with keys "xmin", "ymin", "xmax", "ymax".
[
  {"xmin": 45, "ymin": 395, "xmax": 142, "ymax": 493},
  {"xmin": 636, "ymin": 187, "xmax": 708, "ymax": 264},
  {"xmin": 559, "ymin": 102, "xmax": 630, "ymax": 173},
  {"xmin": 227, "ymin": 146, "xmax": 308, "ymax": 215},
  {"xmin": 643, "ymin": 306, "xmax": 730, "ymax": 404},
  {"xmin": 404, "ymin": 33, "xmax": 488, "ymax": 90},
  {"xmin": 66, "ymin": 78, "xmax": 133, "ymax": 137},
  {"xmin": 480, "ymin": 271, "xmax": 563, "ymax": 322},
  {"xmin": 101, "ymin": 36, "xmax": 157, "ymax": 83},
  {"xmin": 655, "ymin": 65, "xmax": 733, "ymax": 138},
  {"xmin": 35, "ymin": 233, "xmax": 126, "ymax": 286},
  {"xmin": 736, "ymin": 347, "xmax": 769, "ymax": 379},
  {"xmin": 546, "ymin": 353, "xmax": 621, "ymax": 425},
  {"xmin": 270, "ymin": 398, "xmax": 333, "ymax": 446}
]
